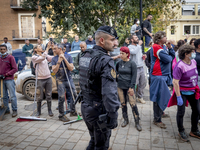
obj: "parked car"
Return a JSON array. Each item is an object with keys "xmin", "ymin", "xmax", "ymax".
[
  {"xmin": 15, "ymin": 50, "xmax": 81, "ymax": 100},
  {"xmin": 12, "ymin": 49, "xmax": 26, "ymax": 71}
]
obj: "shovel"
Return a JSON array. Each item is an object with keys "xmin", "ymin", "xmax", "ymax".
[{"xmin": 0, "ymin": 79, "xmax": 7, "ymax": 121}]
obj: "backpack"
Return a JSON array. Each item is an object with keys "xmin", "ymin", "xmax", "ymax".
[
  {"xmin": 30, "ymin": 54, "xmax": 38, "ymax": 75},
  {"xmin": 30, "ymin": 61, "xmax": 37, "ymax": 75}
]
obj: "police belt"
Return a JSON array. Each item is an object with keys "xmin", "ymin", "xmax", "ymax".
[{"xmin": 83, "ymin": 98, "xmax": 103, "ymax": 107}]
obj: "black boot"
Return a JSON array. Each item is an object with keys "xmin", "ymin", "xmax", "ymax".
[
  {"xmin": 36, "ymin": 102, "xmax": 41, "ymax": 116},
  {"xmin": 135, "ymin": 117, "xmax": 142, "ymax": 131},
  {"xmin": 121, "ymin": 112, "xmax": 129, "ymax": 127},
  {"xmin": 132, "ymin": 105, "xmax": 142, "ymax": 131},
  {"xmin": 47, "ymin": 101, "xmax": 54, "ymax": 117}
]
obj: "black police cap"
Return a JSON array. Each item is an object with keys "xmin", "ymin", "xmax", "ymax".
[{"xmin": 96, "ymin": 26, "xmax": 118, "ymax": 39}]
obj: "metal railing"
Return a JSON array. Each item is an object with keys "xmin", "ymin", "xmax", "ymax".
[
  {"xmin": 10, "ymin": 0, "xmax": 38, "ymax": 9},
  {"xmin": 12, "ymin": 30, "xmax": 40, "ymax": 39}
]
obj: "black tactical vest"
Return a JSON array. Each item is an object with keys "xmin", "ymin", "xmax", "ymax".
[{"xmin": 79, "ymin": 49, "xmax": 105, "ymax": 102}]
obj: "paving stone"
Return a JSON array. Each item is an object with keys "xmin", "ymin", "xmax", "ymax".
[
  {"xmin": 15, "ymin": 141, "xmax": 31, "ymax": 149},
  {"xmin": 151, "ymin": 147, "xmax": 165, "ymax": 150},
  {"xmin": 5, "ymin": 127, "xmax": 21, "ymax": 134},
  {"xmin": 36, "ymin": 147, "xmax": 48, "ymax": 150},
  {"xmin": 61, "ymin": 142, "xmax": 76, "ymax": 150},
  {"xmin": 126, "ymin": 135, "xmax": 138, "ymax": 146},
  {"xmin": 111, "ymin": 143, "xmax": 125, "ymax": 150},
  {"xmin": 40, "ymin": 137, "xmax": 57, "ymax": 147},
  {"xmin": 114, "ymin": 134, "xmax": 126, "ymax": 144},
  {"xmin": 67, "ymin": 133, "xmax": 82, "ymax": 143},
  {"xmin": 30, "ymin": 139, "xmax": 45, "ymax": 146},
  {"xmin": 151, "ymin": 136, "xmax": 164, "ymax": 148},
  {"xmin": 177, "ymin": 142, "xmax": 192, "ymax": 150},
  {"xmin": 37, "ymin": 131, "xmax": 53, "ymax": 139},
  {"xmin": 24, "ymin": 146, "xmax": 37, "ymax": 150},
  {"xmin": 50, "ymin": 129, "xmax": 65, "ymax": 138},
  {"xmin": 49, "ymin": 144, "xmax": 62, "ymax": 150},
  {"xmin": 60, "ymin": 130, "xmax": 75, "ymax": 139},
  {"xmin": 164, "ymin": 138, "xmax": 178, "ymax": 149},
  {"xmin": 54, "ymin": 138, "xmax": 68, "ymax": 146},
  {"xmin": 190, "ymin": 140, "xmax": 200, "ymax": 150},
  {"xmin": 80, "ymin": 132, "xmax": 90, "ymax": 141},
  {"xmin": 2, "ymin": 136, "xmax": 15, "ymax": 143},
  {"xmin": 10, "ymin": 129, "xmax": 27, "ymax": 137},
  {"xmin": 124, "ymin": 144, "xmax": 137, "ymax": 150},
  {"xmin": 138, "ymin": 139, "xmax": 150, "ymax": 150},
  {"xmin": 47, "ymin": 124, "xmax": 61, "ymax": 131},
  {"xmin": 24, "ymin": 135, "xmax": 38, "ymax": 142},
  {"xmin": 23, "ymin": 128, "xmax": 37, "ymax": 135},
  {"xmin": 11, "ymin": 135, "xmax": 28, "ymax": 144},
  {"xmin": 73, "ymin": 140, "xmax": 88, "ymax": 150},
  {"xmin": 31, "ymin": 128, "xmax": 45, "ymax": 136}
]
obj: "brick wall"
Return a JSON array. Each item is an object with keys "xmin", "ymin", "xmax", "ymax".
[{"xmin": 0, "ymin": 1, "xmax": 43, "ymax": 50}]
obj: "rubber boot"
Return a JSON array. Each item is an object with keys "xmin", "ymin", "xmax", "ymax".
[
  {"xmin": 135, "ymin": 117, "xmax": 142, "ymax": 131},
  {"xmin": 47, "ymin": 101, "xmax": 54, "ymax": 117},
  {"xmin": 35, "ymin": 102, "xmax": 41, "ymax": 116},
  {"xmin": 121, "ymin": 112, "xmax": 129, "ymax": 127},
  {"xmin": 132, "ymin": 105, "xmax": 142, "ymax": 131}
]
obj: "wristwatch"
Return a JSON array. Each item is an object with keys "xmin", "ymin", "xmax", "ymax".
[{"xmin": 57, "ymin": 62, "xmax": 61, "ymax": 65}]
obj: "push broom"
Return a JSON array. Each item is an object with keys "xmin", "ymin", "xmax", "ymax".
[
  {"xmin": 17, "ymin": 64, "xmax": 47, "ymax": 121},
  {"xmin": 61, "ymin": 61, "xmax": 82, "ymax": 125}
]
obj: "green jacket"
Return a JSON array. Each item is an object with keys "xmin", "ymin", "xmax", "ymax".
[{"xmin": 22, "ymin": 44, "xmax": 33, "ymax": 57}]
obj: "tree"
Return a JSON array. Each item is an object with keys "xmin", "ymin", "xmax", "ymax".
[{"xmin": 22, "ymin": 0, "xmax": 182, "ymax": 44}]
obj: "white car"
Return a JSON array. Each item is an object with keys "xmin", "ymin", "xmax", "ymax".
[{"xmin": 15, "ymin": 50, "xmax": 81, "ymax": 100}]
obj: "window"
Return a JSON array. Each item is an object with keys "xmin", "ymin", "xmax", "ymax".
[
  {"xmin": 198, "ymin": 5, "xmax": 200, "ymax": 15},
  {"xmin": 184, "ymin": 25, "xmax": 191, "ymax": 34},
  {"xmin": 17, "ymin": 0, "xmax": 24, "ymax": 6},
  {"xmin": 171, "ymin": 26, "xmax": 175, "ymax": 35},
  {"xmin": 182, "ymin": 5, "xmax": 195, "ymax": 16},
  {"xmin": 18, "ymin": 13, "xmax": 35, "ymax": 38},
  {"xmin": 183, "ymin": 25, "xmax": 200, "ymax": 35},
  {"xmin": 193, "ymin": 25, "xmax": 199, "ymax": 35}
]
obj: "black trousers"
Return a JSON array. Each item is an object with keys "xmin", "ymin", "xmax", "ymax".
[
  {"xmin": 153, "ymin": 102, "xmax": 163, "ymax": 123},
  {"xmin": 81, "ymin": 101, "xmax": 111, "ymax": 150},
  {"xmin": 177, "ymin": 94, "xmax": 200, "ymax": 132}
]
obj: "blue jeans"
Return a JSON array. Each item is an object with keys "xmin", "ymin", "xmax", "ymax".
[
  {"xmin": 2, "ymin": 80, "xmax": 17, "ymax": 112},
  {"xmin": 145, "ymin": 35, "xmax": 151, "ymax": 47},
  {"xmin": 57, "ymin": 78, "xmax": 77, "ymax": 117}
]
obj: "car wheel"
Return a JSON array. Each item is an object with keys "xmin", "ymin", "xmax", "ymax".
[{"xmin": 23, "ymin": 80, "xmax": 35, "ymax": 101}]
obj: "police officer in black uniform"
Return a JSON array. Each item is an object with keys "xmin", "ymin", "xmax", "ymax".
[{"xmin": 79, "ymin": 26, "xmax": 120, "ymax": 150}]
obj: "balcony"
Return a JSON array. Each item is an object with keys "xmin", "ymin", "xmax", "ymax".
[
  {"xmin": 10, "ymin": 0, "xmax": 38, "ymax": 10},
  {"xmin": 12, "ymin": 30, "xmax": 40, "ymax": 41}
]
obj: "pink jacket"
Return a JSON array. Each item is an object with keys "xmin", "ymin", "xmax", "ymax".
[{"xmin": 32, "ymin": 52, "xmax": 54, "ymax": 79}]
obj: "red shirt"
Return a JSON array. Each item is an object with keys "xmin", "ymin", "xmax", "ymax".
[{"xmin": 0, "ymin": 54, "xmax": 18, "ymax": 80}]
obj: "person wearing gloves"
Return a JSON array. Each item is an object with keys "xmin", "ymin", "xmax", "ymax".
[
  {"xmin": 116, "ymin": 47, "xmax": 142, "ymax": 131},
  {"xmin": 32, "ymin": 42, "xmax": 54, "ymax": 117},
  {"xmin": 172, "ymin": 44, "xmax": 200, "ymax": 142},
  {"xmin": 150, "ymin": 31, "xmax": 175, "ymax": 129}
]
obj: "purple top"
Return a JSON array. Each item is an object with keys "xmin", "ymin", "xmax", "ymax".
[{"xmin": 173, "ymin": 59, "xmax": 198, "ymax": 88}]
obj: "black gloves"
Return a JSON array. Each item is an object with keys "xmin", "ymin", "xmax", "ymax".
[
  {"xmin": 106, "ymin": 117, "xmax": 118, "ymax": 129},
  {"xmin": 0, "ymin": 75, "xmax": 5, "ymax": 79}
]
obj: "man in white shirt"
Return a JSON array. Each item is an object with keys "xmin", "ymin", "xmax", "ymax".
[
  {"xmin": 2, "ymin": 37, "xmax": 12, "ymax": 55},
  {"xmin": 128, "ymin": 35, "xmax": 147, "ymax": 104}
]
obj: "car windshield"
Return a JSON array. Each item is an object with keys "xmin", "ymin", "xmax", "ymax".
[{"xmin": 69, "ymin": 52, "xmax": 79, "ymax": 62}]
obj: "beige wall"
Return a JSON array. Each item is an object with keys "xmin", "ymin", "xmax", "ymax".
[{"xmin": 166, "ymin": 3, "xmax": 200, "ymax": 43}]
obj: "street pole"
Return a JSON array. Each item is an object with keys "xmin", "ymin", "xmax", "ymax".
[{"xmin": 140, "ymin": 0, "xmax": 144, "ymax": 53}]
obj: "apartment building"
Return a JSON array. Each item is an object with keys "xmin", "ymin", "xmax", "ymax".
[
  {"xmin": 0, "ymin": 0, "xmax": 43, "ymax": 50},
  {"xmin": 166, "ymin": 0, "xmax": 200, "ymax": 42}
]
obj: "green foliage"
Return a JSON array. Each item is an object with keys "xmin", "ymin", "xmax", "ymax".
[{"xmin": 22, "ymin": 0, "xmax": 182, "ymax": 45}]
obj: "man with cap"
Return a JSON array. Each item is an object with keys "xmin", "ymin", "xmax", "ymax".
[{"xmin": 79, "ymin": 26, "xmax": 120, "ymax": 150}]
